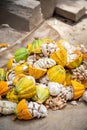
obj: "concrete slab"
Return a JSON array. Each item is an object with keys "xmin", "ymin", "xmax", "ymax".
[
  {"xmin": 55, "ymin": 0, "xmax": 86, "ymax": 22},
  {"xmin": 0, "ymin": 0, "xmax": 43, "ymax": 31},
  {"xmin": 40, "ymin": 0, "xmax": 57, "ymax": 19},
  {"xmin": 0, "ymin": 24, "xmax": 27, "ymax": 44},
  {"xmin": 78, "ymin": 0, "xmax": 87, "ymax": 10}
]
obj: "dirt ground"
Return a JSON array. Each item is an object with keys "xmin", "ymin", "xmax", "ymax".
[
  {"xmin": 0, "ymin": 0, "xmax": 87, "ymax": 130},
  {"xmin": 0, "ymin": 103, "xmax": 87, "ymax": 130}
]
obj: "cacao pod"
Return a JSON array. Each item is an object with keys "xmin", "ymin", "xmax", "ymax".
[
  {"xmin": 50, "ymin": 45, "xmax": 67, "ymax": 66},
  {"xmin": 28, "ymin": 65, "xmax": 47, "ymax": 79},
  {"xmin": 13, "ymin": 73, "xmax": 26, "ymax": 86},
  {"xmin": 32, "ymin": 84, "xmax": 50, "ymax": 103},
  {"xmin": 28, "ymin": 38, "xmax": 44, "ymax": 54},
  {"xmin": 15, "ymin": 99, "xmax": 33, "ymax": 120},
  {"xmin": 43, "ymin": 38, "xmax": 55, "ymax": 43},
  {"xmin": 14, "ymin": 47, "xmax": 29, "ymax": 62},
  {"xmin": 0, "ymin": 81, "xmax": 9, "ymax": 96},
  {"xmin": 66, "ymin": 51, "xmax": 83, "ymax": 69},
  {"xmin": 15, "ymin": 62, "xmax": 29, "ymax": 75},
  {"xmin": 47, "ymin": 65, "xmax": 66, "ymax": 84},
  {"xmin": 71, "ymin": 80, "xmax": 85, "ymax": 99},
  {"xmin": 7, "ymin": 57, "xmax": 15, "ymax": 70},
  {"xmin": 6, "ymin": 88, "xmax": 18, "ymax": 103},
  {"xmin": 15, "ymin": 76, "xmax": 36, "ymax": 99},
  {"xmin": 0, "ymin": 68, "xmax": 6, "ymax": 81}
]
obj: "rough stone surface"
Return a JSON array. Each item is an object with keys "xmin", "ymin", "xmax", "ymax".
[
  {"xmin": 0, "ymin": 25, "xmax": 26, "ymax": 44},
  {"xmin": 0, "ymin": 0, "xmax": 43, "ymax": 31},
  {"xmin": 40, "ymin": 0, "xmax": 57, "ymax": 19},
  {"xmin": 55, "ymin": 0, "xmax": 86, "ymax": 22}
]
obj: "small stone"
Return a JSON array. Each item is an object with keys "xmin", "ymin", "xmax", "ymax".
[{"xmin": 70, "ymin": 101, "xmax": 78, "ymax": 106}]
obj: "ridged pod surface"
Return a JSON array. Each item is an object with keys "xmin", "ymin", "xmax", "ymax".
[
  {"xmin": 29, "ymin": 65, "xmax": 47, "ymax": 79},
  {"xmin": 71, "ymin": 80, "xmax": 85, "ymax": 99},
  {"xmin": 14, "ymin": 48, "xmax": 29, "ymax": 62},
  {"xmin": 47, "ymin": 65, "xmax": 66, "ymax": 84},
  {"xmin": 15, "ymin": 76, "xmax": 36, "ymax": 99},
  {"xmin": 0, "ymin": 68, "xmax": 6, "ymax": 81},
  {"xmin": 15, "ymin": 99, "xmax": 33, "ymax": 120},
  {"xmin": 50, "ymin": 44, "xmax": 67, "ymax": 66},
  {"xmin": 28, "ymin": 38, "xmax": 44, "ymax": 54},
  {"xmin": 6, "ymin": 88, "xmax": 18, "ymax": 103},
  {"xmin": 0, "ymin": 81, "xmax": 9, "ymax": 96}
]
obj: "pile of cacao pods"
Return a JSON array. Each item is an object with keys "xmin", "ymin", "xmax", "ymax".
[{"xmin": 0, "ymin": 38, "xmax": 87, "ymax": 120}]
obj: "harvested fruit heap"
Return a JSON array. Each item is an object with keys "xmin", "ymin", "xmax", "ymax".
[
  {"xmin": 0, "ymin": 43, "xmax": 10, "ymax": 52},
  {"xmin": 0, "ymin": 38, "xmax": 87, "ymax": 120}
]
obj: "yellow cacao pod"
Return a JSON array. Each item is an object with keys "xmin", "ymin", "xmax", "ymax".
[
  {"xmin": 6, "ymin": 88, "xmax": 18, "ymax": 103},
  {"xmin": 57, "ymin": 39, "xmax": 69, "ymax": 45},
  {"xmin": 0, "ymin": 68, "xmax": 6, "ymax": 81},
  {"xmin": 0, "ymin": 43, "xmax": 10, "ymax": 49},
  {"xmin": 43, "ymin": 38, "xmax": 55, "ymax": 43},
  {"xmin": 64, "ymin": 72, "xmax": 72, "ymax": 86},
  {"xmin": 83, "ymin": 53, "xmax": 87, "ymax": 61},
  {"xmin": 13, "ymin": 73, "xmax": 26, "ymax": 86},
  {"xmin": 0, "ymin": 81, "xmax": 9, "ymax": 96},
  {"xmin": 28, "ymin": 65, "xmax": 47, "ymax": 79},
  {"xmin": 71, "ymin": 80, "xmax": 85, "ymax": 99},
  {"xmin": 15, "ymin": 99, "xmax": 33, "ymax": 120},
  {"xmin": 82, "ymin": 80, "xmax": 87, "ymax": 89},
  {"xmin": 15, "ymin": 76, "xmax": 36, "ymax": 99},
  {"xmin": 50, "ymin": 45, "xmax": 67, "ymax": 66},
  {"xmin": 7, "ymin": 57, "xmax": 15, "ymax": 70},
  {"xmin": 66, "ymin": 51, "xmax": 83, "ymax": 69},
  {"xmin": 28, "ymin": 38, "xmax": 44, "ymax": 54},
  {"xmin": 47, "ymin": 65, "xmax": 66, "ymax": 84},
  {"xmin": 15, "ymin": 62, "xmax": 29, "ymax": 75}
]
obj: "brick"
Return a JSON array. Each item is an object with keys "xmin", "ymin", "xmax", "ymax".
[
  {"xmin": 0, "ymin": 0, "xmax": 43, "ymax": 31},
  {"xmin": 40, "ymin": 0, "xmax": 57, "ymax": 19},
  {"xmin": 55, "ymin": 0, "xmax": 85, "ymax": 22}
]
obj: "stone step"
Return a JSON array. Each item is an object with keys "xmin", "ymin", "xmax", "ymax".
[
  {"xmin": 40, "ymin": 0, "xmax": 57, "ymax": 19},
  {"xmin": 0, "ymin": 0, "xmax": 43, "ymax": 31},
  {"xmin": 55, "ymin": 0, "xmax": 86, "ymax": 22}
]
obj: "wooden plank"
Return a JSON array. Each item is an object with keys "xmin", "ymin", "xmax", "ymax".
[{"xmin": 0, "ymin": 21, "xmax": 60, "ymax": 67}]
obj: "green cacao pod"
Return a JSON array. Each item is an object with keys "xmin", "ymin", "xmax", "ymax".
[
  {"xmin": 32, "ymin": 84, "xmax": 50, "ymax": 103},
  {"xmin": 14, "ymin": 48, "xmax": 29, "ymax": 62},
  {"xmin": 28, "ymin": 38, "xmax": 44, "ymax": 54}
]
